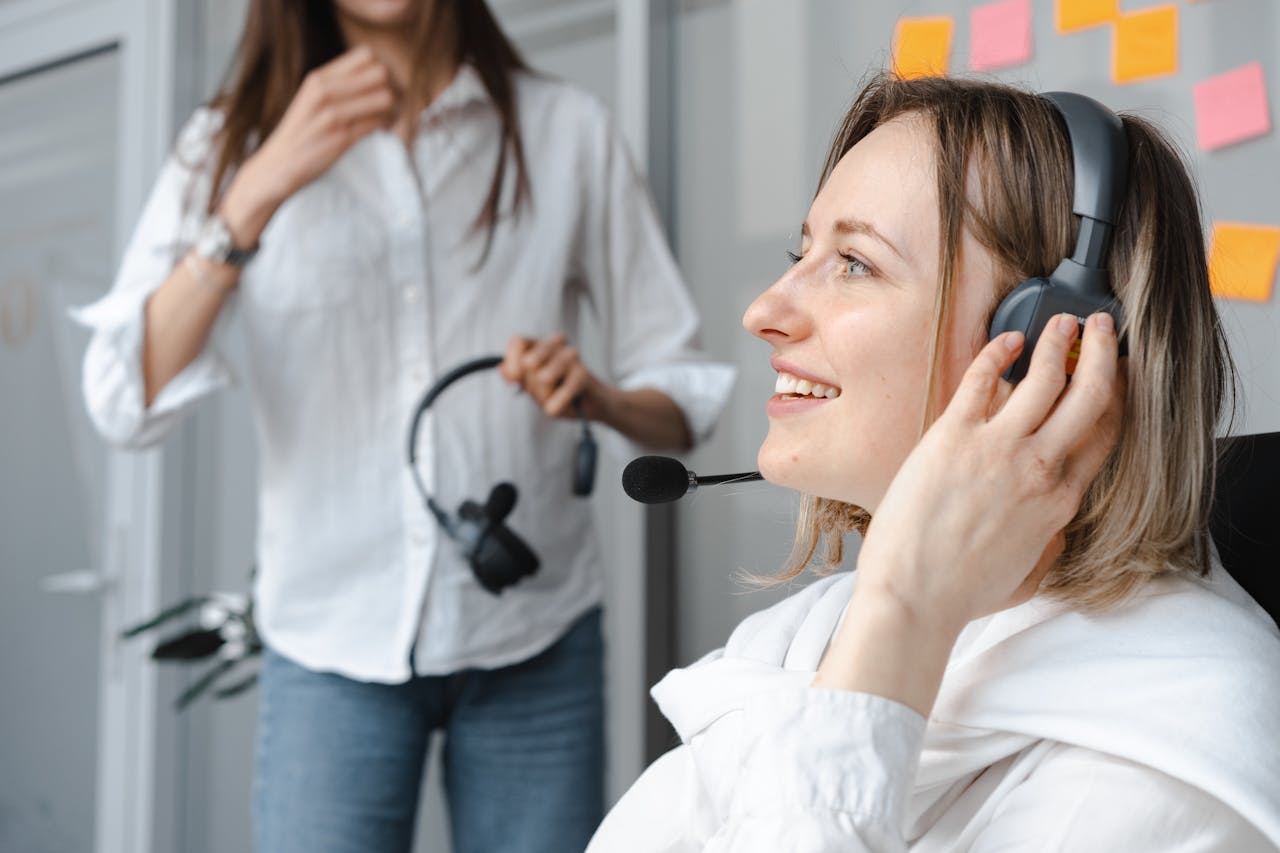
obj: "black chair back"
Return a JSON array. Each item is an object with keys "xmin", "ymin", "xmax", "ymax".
[{"xmin": 1211, "ymin": 432, "xmax": 1280, "ymax": 626}]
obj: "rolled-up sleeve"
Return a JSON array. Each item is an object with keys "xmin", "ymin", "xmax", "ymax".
[
  {"xmin": 71, "ymin": 108, "xmax": 233, "ymax": 448},
  {"xmin": 706, "ymin": 689, "xmax": 926, "ymax": 852},
  {"xmin": 579, "ymin": 115, "xmax": 735, "ymax": 446},
  {"xmin": 589, "ymin": 687, "xmax": 926, "ymax": 852}
]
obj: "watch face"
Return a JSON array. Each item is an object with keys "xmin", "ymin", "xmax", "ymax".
[{"xmin": 197, "ymin": 217, "xmax": 232, "ymax": 261}]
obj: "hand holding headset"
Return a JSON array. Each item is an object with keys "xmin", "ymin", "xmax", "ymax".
[
  {"xmin": 406, "ymin": 355, "xmax": 598, "ymax": 595},
  {"xmin": 989, "ymin": 92, "xmax": 1129, "ymax": 381}
]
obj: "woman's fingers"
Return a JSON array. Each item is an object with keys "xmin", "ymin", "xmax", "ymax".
[
  {"xmin": 997, "ymin": 313, "xmax": 1078, "ymax": 435},
  {"xmin": 499, "ymin": 334, "xmax": 591, "ymax": 418},
  {"xmin": 500, "ymin": 336, "xmax": 533, "ymax": 383},
  {"xmin": 520, "ymin": 334, "xmax": 567, "ymax": 384},
  {"xmin": 543, "ymin": 364, "xmax": 589, "ymax": 417},
  {"xmin": 1035, "ymin": 313, "xmax": 1121, "ymax": 462},
  {"xmin": 332, "ymin": 88, "xmax": 398, "ymax": 131},
  {"xmin": 947, "ymin": 331, "xmax": 1023, "ymax": 423}
]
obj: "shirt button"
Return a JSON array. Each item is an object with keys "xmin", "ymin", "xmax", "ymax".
[
  {"xmin": 403, "ymin": 287, "xmax": 417, "ymax": 305},
  {"xmin": 411, "ymin": 367, "xmax": 426, "ymax": 385},
  {"xmin": 410, "ymin": 531, "xmax": 426, "ymax": 547}
]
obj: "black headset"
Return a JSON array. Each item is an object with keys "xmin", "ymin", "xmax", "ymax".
[
  {"xmin": 988, "ymin": 91, "xmax": 1129, "ymax": 382},
  {"xmin": 405, "ymin": 355, "xmax": 598, "ymax": 595}
]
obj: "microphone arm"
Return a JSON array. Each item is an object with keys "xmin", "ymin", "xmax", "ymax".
[{"xmin": 691, "ymin": 471, "xmax": 764, "ymax": 490}]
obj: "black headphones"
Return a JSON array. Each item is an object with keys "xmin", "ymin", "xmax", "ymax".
[
  {"xmin": 988, "ymin": 91, "xmax": 1129, "ymax": 382},
  {"xmin": 405, "ymin": 354, "xmax": 598, "ymax": 595}
]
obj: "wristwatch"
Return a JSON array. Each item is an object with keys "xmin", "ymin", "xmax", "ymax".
[{"xmin": 195, "ymin": 214, "xmax": 259, "ymax": 268}]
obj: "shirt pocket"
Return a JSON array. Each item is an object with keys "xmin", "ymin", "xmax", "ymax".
[{"xmin": 242, "ymin": 183, "xmax": 383, "ymax": 314}]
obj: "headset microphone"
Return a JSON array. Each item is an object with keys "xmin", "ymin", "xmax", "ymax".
[{"xmin": 622, "ymin": 455, "xmax": 763, "ymax": 504}]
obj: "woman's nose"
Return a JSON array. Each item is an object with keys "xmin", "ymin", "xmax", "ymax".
[{"xmin": 743, "ymin": 274, "xmax": 807, "ymax": 345}]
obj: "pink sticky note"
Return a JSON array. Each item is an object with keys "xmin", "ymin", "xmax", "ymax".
[
  {"xmin": 1194, "ymin": 62, "xmax": 1272, "ymax": 151},
  {"xmin": 969, "ymin": 0, "xmax": 1033, "ymax": 72}
]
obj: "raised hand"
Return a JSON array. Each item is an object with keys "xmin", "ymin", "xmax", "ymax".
[
  {"xmin": 815, "ymin": 313, "xmax": 1125, "ymax": 715},
  {"xmin": 220, "ymin": 46, "xmax": 399, "ymax": 246}
]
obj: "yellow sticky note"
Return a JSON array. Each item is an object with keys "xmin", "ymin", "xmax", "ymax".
[
  {"xmin": 1113, "ymin": 5, "xmax": 1179, "ymax": 84},
  {"xmin": 1208, "ymin": 222, "xmax": 1280, "ymax": 302},
  {"xmin": 1056, "ymin": 0, "xmax": 1118, "ymax": 33},
  {"xmin": 893, "ymin": 16, "xmax": 954, "ymax": 80}
]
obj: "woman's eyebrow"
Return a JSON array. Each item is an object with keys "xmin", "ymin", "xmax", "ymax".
[{"xmin": 800, "ymin": 219, "xmax": 907, "ymax": 262}]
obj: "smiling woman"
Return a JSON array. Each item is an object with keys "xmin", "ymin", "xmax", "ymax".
[{"xmin": 587, "ymin": 73, "xmax": 1280, "ymax": 852}]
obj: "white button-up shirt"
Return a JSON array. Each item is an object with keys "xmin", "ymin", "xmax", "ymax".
[
  {"xmin": 588, "ymin": 559, "xmax": 1280, "ymax": 851},
  {"xmin": 76, "ymin": 66, "xmax": 735, "ymax": 682}
]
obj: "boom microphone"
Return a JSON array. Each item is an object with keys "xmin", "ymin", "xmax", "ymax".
[{"xmin": 621, "ymin": 455, "xmax": 764, "ymax": 504}]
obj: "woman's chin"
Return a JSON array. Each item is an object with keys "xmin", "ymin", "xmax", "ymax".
[
  {"xmin": 758, "ymin": 444, "xmax": 872, "ymax": 505},
  {"xmin": 757, "ymin": 444, "xmax": 815, "ymax": 493}
]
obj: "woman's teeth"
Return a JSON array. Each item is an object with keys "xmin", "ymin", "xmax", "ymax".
[{"xmin": 774, "ymin": 372, "xmax": 840, "ymax": 398}]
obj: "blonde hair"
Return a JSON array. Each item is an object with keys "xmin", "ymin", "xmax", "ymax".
[{"xmin": 772, "ymin": 74, "xmax": 1236, "ymax": 612}]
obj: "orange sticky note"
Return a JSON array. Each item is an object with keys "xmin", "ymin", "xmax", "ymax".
[
  {"xmin": 1208, "ymin": 222, "xmax": 1280, "ymax": 302},
  {"xmin": 1056, "ymin": 0, "xmax": 1118, "ymax": 33},
  {"xmin": 893, "ymin": 16, "xmax": 954, "ymax": 80},
  {"xmin": 1113, "ymin": 5, "xmax": 1178, "ymax": 84}
]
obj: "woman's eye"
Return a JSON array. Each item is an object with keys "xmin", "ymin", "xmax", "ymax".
[
  {"xmin": 786, "ymin": 250, "xmax": 803, "ymax": 266},
  {"xmin": 840, "ymin": 252, "xmax": 872, "ymax": 277}
]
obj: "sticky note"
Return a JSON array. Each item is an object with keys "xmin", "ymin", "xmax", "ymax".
[
  {"xmin": 1056, "ymin": 0, "xmax": 1117, "ymax": 33},
  {"xmin": 1194, "ymin": 62, "xmax": 1272, "ymax": 151},
  {"xmin": 1113, "ymin": 5, "xmax": 1178, "ymax": 84},
  {"xmin": 969, "ymin": 0, "xmax": 1033, "ymax": 72},
  {"xmin": 893, "ymin": 16, "xmax": 954, "ymax": 80},
  {"xmin": 1208, "ymin": 222, "xmax": 1280, "ymax": 302}
]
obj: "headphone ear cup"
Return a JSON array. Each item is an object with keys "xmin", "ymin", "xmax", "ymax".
[
  {"xmin": 989, "ymin": 277, "xmax": 1052, "ymax": 383},
  {"xmin": 470, "ymin": 521, "xmax": 541, "ymax": 594},
  {"xmin": 573, "ymin": 429, "xmax": 597, "ymax": 497}
]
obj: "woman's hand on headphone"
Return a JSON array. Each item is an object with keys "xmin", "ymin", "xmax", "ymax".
[
  {"xmin": 862, "ymin": 312, "xmax": 1124, "ymax": 630},
  {"xmin": 814, "ymin": 312, "xmax": 1125, "ymax": 716},
  {"xmin": 220, "ymin": 46, "xmax": 399, "ymax": 247},
  {"xmin": 501, "ymin": 334, "xmax": 605, "ymax": 421}
]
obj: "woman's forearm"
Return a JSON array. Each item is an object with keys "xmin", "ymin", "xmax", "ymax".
[
  {"xmin": 595, "ymin": 386, "xmax": 692, "ymax": 452},
  {"xmin": 141, "ymin": 256, "xmax": 237, "ymax": 406},
  {"xmin": 141, "ymin": 169, "xmax": 279, "ymax": 406},
  {"xmin": 812, "ymin": 584, "xmax": 961, "ymax": 718}
]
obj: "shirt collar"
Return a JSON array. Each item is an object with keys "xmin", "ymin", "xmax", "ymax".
[{"xmin": 419, "ymin": 63, "xmax": 489, "ymax": 125}]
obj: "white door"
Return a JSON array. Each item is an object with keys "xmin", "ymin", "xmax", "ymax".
[{"xmin": 0, "ymin": 47, "xmax": 118, "ymax": 853}]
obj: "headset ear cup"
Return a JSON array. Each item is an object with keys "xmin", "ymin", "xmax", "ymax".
[
  {"xmin": 990, "ymin": 277, "xmax": 1051, "ymax": 383},
  {"xmin": 574, "ymin": 427, "xmax": 597, "ymax": 497},
  {"xmin": 471, "ymin": 522, "xmax": 541, "ymax": 594}
]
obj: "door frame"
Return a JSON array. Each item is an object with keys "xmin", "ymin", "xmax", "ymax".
[{"xmin": 0, "ymin": 2, "xmax": 178, "ymax": 851}]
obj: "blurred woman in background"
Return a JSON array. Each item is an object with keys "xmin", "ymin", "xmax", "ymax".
[{"xmin": 77, "ymin": 2, "xmax": 732, "ymax": 851}]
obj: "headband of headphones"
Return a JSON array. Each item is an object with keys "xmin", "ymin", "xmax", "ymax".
[
  {"xmin": 1041, "ymin": 91, "xmax": 1130, "ymax": 284},
  {"xmin": 988, "ymin": 92, "xmax": 1129, "ymax": 382},
  {"xmin": 406, "ymin": 355, "xmax": 504, "ymax": 470}
]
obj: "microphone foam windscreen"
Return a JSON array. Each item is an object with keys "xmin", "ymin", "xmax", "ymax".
[{"xmin": 622, "ymin": 455, "xmax": 690, "ymax": 504}]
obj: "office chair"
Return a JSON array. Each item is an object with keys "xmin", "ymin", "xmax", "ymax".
[{"xmin": 1211, "ymin": 432, "xmax": 1280, "ymax": 627}]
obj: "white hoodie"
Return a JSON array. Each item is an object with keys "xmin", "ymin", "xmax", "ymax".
[{"xmin": 589, "ymin": 558, "xmax": 1280, "ymax": 851}]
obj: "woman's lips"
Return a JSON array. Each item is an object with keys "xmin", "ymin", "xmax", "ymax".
[
  {"xmin": 765, "ymin": 394, "xmax": 834, "ymax": 417},
  {"xmin": 769, "ymin": 355, "xmax": 838, "ymax": 389}
]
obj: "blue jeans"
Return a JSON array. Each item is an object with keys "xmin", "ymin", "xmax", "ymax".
[{"xmin": 253, "ymin": 607, "xmax": 605, "ymax": 853}]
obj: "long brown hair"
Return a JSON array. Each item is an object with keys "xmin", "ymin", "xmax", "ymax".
[
  {"xmin": 774, "ymin": 73, "xmax": 1237, "ymax": 612},
  {"xmin": 206, "ymin": 1, "xmax": 531, "ymax": 245}
]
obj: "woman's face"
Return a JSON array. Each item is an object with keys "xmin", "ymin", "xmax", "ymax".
[{"xmin": 743, "ymin": 114, "xmax": 999, "ymax": 511}]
